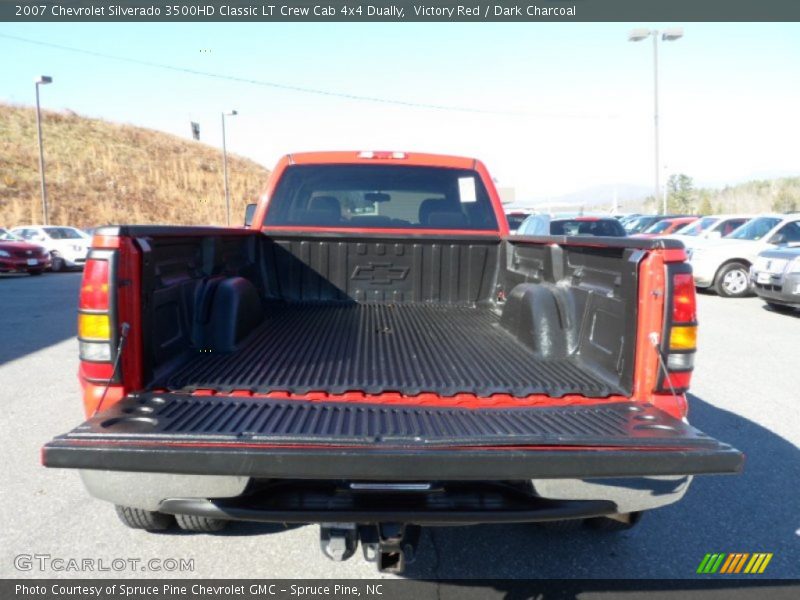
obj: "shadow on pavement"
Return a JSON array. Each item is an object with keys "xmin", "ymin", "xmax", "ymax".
[
  {"xmin": 395, "ymin": 394, "xmax": 799, "ymax": 579},
  {"xmin": 149, "ymin": 394, "xmax": 799, "ymax": 580},
  {"xmin": 0, "ymin": 272, "xmax": 82, "ymax": 364},
  {"xmin": 175, "ymin": 522, "xmax": 304, "ymax": 537},
  {"xmin": 760, "ymin": 303, "xmax": 800, "ymax": 318}
]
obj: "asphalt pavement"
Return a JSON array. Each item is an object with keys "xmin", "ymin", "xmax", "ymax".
[{"xmin": 1, "ymin": 272, "xmax": 798, "ymax": 579}]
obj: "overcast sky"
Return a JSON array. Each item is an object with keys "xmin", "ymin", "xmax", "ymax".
[{"xmin": 2, "ymin": 22, "xmax": 798, "ymax": 202}]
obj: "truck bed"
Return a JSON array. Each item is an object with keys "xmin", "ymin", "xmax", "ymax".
[{"xmin": 160, "ymin": 303, "xmax": 622, "ymax": 398}]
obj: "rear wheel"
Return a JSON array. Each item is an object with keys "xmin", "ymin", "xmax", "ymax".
[
  {"xmin": 714, "ymin": 262, "xmax": 751, "ymax": 298},
  {"xmin": 175, "ymin": 514, "xmax": 228, "ymax": 532},
  {"xmin": 50, "ymin": 253, "xmax": 65, "ymax": 273},
  {"xmin": 115, "ymin": 505, "xmax": 173, "ymax": 531},
  {"xmin": 585, "ymin": 511, "xmax": 643, "ymax": 531}
]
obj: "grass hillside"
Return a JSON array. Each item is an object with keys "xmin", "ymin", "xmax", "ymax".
[{"xmin": 0, "ymin": 104, "xmax": 270, "ymax": 228}]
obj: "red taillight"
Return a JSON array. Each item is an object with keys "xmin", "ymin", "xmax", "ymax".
[
  {"xmin": 662, "ymin": 370, "xmax": 692, "ymax": 390},
  {"xmin": 80, "ymin": 259, "xmax": 110, "ymax": 310},
  {"xmin": 80, "ymin": 361, "xmax": 115, "ymax": 381},
  {"xmin": 78, "ymin": 253, "xmax": 115, "ymax": 380},
  {"xmin": 672, "ymin": 272, "xmax": 697, "ymax": 323},
  {"xmin": 656, "ymin": 268, "xmax": 697, "ymax": 395}
]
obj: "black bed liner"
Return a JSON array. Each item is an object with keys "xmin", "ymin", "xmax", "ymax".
[
  {"xmin": 43, "ymin": 394, "xmax": 743, "ymax": 478},
  {"xmin": 161, "ymin": 303, "xmax": 622, "ymax": 398}
]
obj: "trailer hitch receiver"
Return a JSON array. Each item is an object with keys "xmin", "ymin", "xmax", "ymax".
[{"xmin": 360, "ymin": 523, "xmax": 422, "ymax": 574}]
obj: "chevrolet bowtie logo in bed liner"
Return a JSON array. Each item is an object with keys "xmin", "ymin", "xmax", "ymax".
[{"xmin": 351, "ymin": 262, "xmax": 409, "ymax": 284}]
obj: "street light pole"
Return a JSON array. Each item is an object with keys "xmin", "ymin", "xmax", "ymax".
[
  {"xmin": 629, "ymin": 28, "xmax": 683, "ymax": 215},
  {"xmin": 652, "ymin": 33, "xmax": 661, "ymax": 215},
  {"xmin": 35, "ymin": 76, "xmax": 53, "ymax": 225},
  {"xmin": 221, "ymin": 110, "xmax": 237, "ymax": 226}
]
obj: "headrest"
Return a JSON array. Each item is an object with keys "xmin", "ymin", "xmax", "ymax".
[
  {"xmin": 419, "ymin": 197, "xmax": 460, "ymax": 225},
  {"xmin": 309, "ymin": 195, "xmax": 341, "ymax": 216}
]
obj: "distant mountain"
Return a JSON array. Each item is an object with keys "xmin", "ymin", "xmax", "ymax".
[
  {"xmin": 507, "ymin": 183, "xmax": 652, "ymax": 212},
  {"xmin": 549, "ymin": 183, "xmax": 652, "ymax": 208}
]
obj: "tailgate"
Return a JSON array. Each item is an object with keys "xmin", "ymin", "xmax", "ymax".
[{"xmin": 43, "ymin": 393, "xmax": 743, "ymax": 479}]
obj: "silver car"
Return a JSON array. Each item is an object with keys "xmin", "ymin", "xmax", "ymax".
[{"xmin": 751, "ymin": 245, "xmax": 800, "ymax": 311}]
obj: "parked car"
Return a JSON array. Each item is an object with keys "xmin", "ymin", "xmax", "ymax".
[
  {"xmin": 623, "ymin": 214, "xmax": 685, "ymax": 234},
  {"xmin": 634, "ymin": 216, "xmax": 698, "ymax": 238},
  {"xmin": 81, "ymin": 226, "xmax": 109, "ymax": 240},
  {"xmin": 10, "ymin": 225, "xmax": 90, "ymax": 271},
  {"xmin": 750, "ymin": 246, "xmax": 800, "ymax": 311},
  {"xmin": 504, "ymin": 209, "xmax": 535, "ymax": 233},
  {"xmin": 688, "ymin": 215, "xmax": 800, "ymax": 298},
  {"xmin": 0, "ymin": 228, "xmax": 51, "ymax": 275},
  {"xmin": 671, "ymin": 214, "xmax": 752, "ymax": 242},
  {"xmin": 43, "ymin": 151, "xmax": 741, "ymax": 573},
  {"xmin": 517, "ymin": 214, "xmax": 627, "ymax": 237}
]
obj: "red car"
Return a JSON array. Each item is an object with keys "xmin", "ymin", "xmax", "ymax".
[
  {"xmin": 0, "ymin": 228, "xmax": 51, "ymax": 275},
  {"xmin": 633, "ymin": 216, "xmax": 698, "ymax": 238}
]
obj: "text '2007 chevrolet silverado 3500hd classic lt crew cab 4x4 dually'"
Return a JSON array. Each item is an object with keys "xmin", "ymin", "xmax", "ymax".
[{"xmin": 43, "ymin": 151, "xmax": 742, "ymax": 573}]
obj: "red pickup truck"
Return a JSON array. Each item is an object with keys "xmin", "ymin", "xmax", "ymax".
[{"xmin": 44, "ymin": 151, "xmax": 741, "ymax": 573}]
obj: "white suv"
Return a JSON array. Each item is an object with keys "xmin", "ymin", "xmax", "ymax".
[
  {"xmin": 688, "ymin": 215, "xmax": 800, "ymax": 298},
  {"xmin": 11, "ymin": 225, "xmax": 90, "ymax": 272}
]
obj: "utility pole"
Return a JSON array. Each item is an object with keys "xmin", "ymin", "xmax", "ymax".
[
  {"xmin": 629, "ymin": 28, "xmax": 684, "ymax": 215},
  {"xmin": 652, "ymin": 33, "xmax": 661, "ymax": 215},
  {"xmin": 221, "ymin": 110, "xmax": 237, "ymax": 226},
  {"xmin": 35, "ymin": 76, "xmax": 53, "ymax": 224}
]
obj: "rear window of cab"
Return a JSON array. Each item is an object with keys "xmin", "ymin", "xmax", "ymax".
[{"xmin": 263, "ymin": 164, "xmax": 499, "ymax": 231}]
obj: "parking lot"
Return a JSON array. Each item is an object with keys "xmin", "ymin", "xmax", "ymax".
[{"xmin": 1, "ymin": 272, "xmax": 798, "ymax": 579}]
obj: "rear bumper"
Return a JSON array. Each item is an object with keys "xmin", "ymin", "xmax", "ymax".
[
  {"xmin": 64, "ymin": 256, "xmax": 86, "ymax": 268},
  {"xmin": 752, "ymin": 273, "xmax": 800, "ymax": 306},
  {"xmin": 158, "ymin": 480, "xmax": 621, "ymax": 525},
  {"xmin": 0, "ymin": 257, "xmax": 50, "ymax": 271},
  {"xmin": 78, "ymin": 470, "xmax": 692, "ymax": 523}
]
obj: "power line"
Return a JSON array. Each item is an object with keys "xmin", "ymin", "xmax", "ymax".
[
  {"xmin": 0, "ymin": 32, "xmax": 617, "ymax": 119},
  {"xmin": 0, "ymin": 32, "xmax": 515, "ymax": 115}
]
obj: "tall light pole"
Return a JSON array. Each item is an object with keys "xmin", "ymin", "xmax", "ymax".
[
  {"xmin": 35, "ymin": 75, "xmax": 53, "ymax": 225},
  {"xmin": 629, "ymin": 28, "xmax": 683, "ymax": 215},
  {"xmin": 221, "ymin": 110, "xmax": 237, "ymax": 226}
]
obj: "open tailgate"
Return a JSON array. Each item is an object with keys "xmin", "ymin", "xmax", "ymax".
[{"xmin": 43, "ymin": 394, "xmax": 743, "ymax": 480}]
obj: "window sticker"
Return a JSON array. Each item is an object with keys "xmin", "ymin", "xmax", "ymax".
[{"xmin": 458, "ymin": 177, "xmax": 477, "ymax": 203}]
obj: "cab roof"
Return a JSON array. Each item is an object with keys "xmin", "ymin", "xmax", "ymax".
[{"xmin": 286, "ymin": 151, "xmax": 478, "ymax": 169}]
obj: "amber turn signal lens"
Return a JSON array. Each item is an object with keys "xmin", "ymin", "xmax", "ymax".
[
  {"xmin": 669, "ymin": 325, "xmax": 697, "ymax": 351},
  {"xmin": 78, "ymin": 313, "xmax": 111, "ymax": 340}
]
